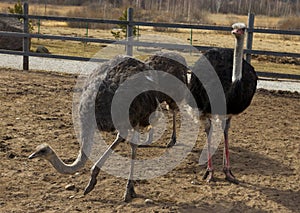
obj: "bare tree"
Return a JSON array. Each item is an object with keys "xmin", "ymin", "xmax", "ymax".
[
  {"xmin": 215, "ymin": 0, "xmax": 222, "ymax": 13},
  {"xmin": 138, "ymin": 0, "xmax": 146, "ymax": 9}
]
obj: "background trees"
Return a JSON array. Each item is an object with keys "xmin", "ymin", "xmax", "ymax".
[{"xmin": 21, "ymin": 0, "xmax": 299, "ymax": 17}]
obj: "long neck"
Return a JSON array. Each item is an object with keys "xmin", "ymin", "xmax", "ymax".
[
  {"xmin": 48, "ymin": 150, "xmax": 88, "ymax": 174},
  {"xmin": 232, "ymin": 36, "xmax": 244, "ymax": 82},
  {"xmin": 46, "ymin": 125, "xmax": 95, "ymax": 174}
]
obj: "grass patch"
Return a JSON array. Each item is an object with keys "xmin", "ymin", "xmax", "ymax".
[
  {"xmin": 31, "ymin": 39, "xmax": 105, "ymax": 58},
  {"xmin": 252, "ymin": 59, "xmax": 299, "ymax": 75},
  {"xmin": 278, "ymin": 16, "xmax": 300, "ymax": 30}
]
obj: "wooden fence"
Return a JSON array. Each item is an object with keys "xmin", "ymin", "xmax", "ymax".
[{"xmin": 0, "ymin": 3, "xmax": 299, "ymax": 80}]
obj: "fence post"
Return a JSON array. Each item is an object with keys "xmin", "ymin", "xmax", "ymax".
[
  {"xmin": 126, "ymin": 7, "xmax": 133, "ymax": 56},
  {"xmin": 246, "ymin": 13, "xmax": 255, "ymax": 64},
  {"xmin": 23, "ymin": 2, "xmax": 29, "ymax": 70},
  {"xmin": 37, "ymin": 18, "xmax": 40, "ymax": 39},
  {"xmin": 189, "ymin": 28, "xmax": 193, "ymax": 55}
]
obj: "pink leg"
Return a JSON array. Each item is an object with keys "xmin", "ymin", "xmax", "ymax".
[
  {"xmin": 224, "ymin": 127, "xmax": 230, "ymax": 169},
  {"xmin": 223, "ymin": 118, "xmax": 239, "ymax": 184},
  {"xmin": 166, "ymin": 111, "xmax": 177, "ymax": 148},
  {"xmin": 202, "ymin": 118, "xmax": 215, "ymax": 182}
]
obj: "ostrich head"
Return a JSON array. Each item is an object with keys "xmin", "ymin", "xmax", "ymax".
[
  {"xmin": 28, "ymin": 143, "xmax": 54, "ymax": 160},
  {"xmin": 28, "ymin": 143, "xmax": 87, "ymax": 174},
  {"xmin": 231, "ymin": 23, "xmax": 246, "ymax": 38}
]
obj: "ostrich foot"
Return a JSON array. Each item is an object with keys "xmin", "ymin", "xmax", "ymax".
[
  {"xmin": 223, "ymin": 167, "xmax": 239, "ymax": 184},
  {"xmin": 84, "ymin": 177, "xmax": 97, "ymax": 195},
  {"xmin": 84, "ymin": 167, "xmax": 100, "ymax": 195},
  {"xmin": 166, "ymin": 136, "xmax": 176, "ymax": 148},
  {"xmin": 144, "ymin": 139, "xmax": 152, "ymax": 146},
  {"xmin": 202, "ymin": 169, "xmax": 216, "ymax": 183},
  {"xmin": 143, "ymin": 129, "xmax": 154, "ymax": 145},
  {"xmin": 124, "ymin": 180, "xmax": 137, "ymax": 202}
]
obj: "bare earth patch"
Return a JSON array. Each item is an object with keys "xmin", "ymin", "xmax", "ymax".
[{"xmin": 0, "ymin": 69, "xmax": 299, "ymax": 212}]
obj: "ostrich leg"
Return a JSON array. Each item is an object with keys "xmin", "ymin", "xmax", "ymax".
[
  {"xmin": 222, "ymin": 118, "xmax": 239, "ymax": 184},
  {"xmin": 144, "ymin": 127, "xmax": 154, "ymax": 145},
  {"xmin": 202, "ymin": 118, "xmax": 215, "ymax": 182},
  {"xmin": 84, "ymin": 132, "xmax": 126, "ymax": 195},
  {"xmin": 124, "ymin": 130, "xmax": 139, "ymax": 202},
  {"xmin": 166, "ymin": 111, "xmax": 177, "ymax": 148}
]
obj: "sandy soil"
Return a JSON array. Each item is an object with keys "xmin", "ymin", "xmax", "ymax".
[{"xmin": 0, "ymin": 68, "xmax": 299, "ymax": 213}]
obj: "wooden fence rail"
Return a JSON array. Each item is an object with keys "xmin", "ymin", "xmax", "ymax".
[{"xmin": 0, "ymin": 2, "xmax": 299, "ymax": 80}]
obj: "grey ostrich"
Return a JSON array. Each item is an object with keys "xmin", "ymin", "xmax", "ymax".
[
  {"xmin": 29, "ymin": 55, "xmax": 170, "ymax": 201},
  {"xmin": 189, "ymin": 23, "xmax": 257, "ymax": 183},
  {"xmin": 28, "ymin": 55, "xmax": 137, "ymax": 175},
  {"xmin": 144, "ymin": 51, "xmax": 189, "ymax": 147},
  {"xmin": 83, "ymin": 53, "xmax": 189, "ymax": 201}
]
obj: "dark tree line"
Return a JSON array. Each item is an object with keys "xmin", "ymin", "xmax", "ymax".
[
  {"xmin": 8, "ymin": 0, "xmax": 300, "ymax": 16},
  {"xmin": 131, "ymin": 0, "xmax": 299, "ymax": 16}
]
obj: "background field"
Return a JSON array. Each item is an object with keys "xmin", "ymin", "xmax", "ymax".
[{"xmin": 0, "ymin": 2, "xmax": 299, "ymax": 75}]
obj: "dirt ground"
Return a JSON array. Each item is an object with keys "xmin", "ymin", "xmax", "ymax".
[{"xmin": 0, "ymin": 68, "xmax": 299, "ymax": 213}]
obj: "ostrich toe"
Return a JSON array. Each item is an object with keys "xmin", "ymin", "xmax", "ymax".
[
  {"xmin": 166, "ymin": 135, "xmax": 176, "ymax": 148},
  {"xmin": 223, "ymin": 167, "xmax": 239, "ymax": 184},
  {"xmin": 124, "ymin": 180, "xmax": 137, "ymax": 202},
  {"xmin": 202, "ymin": 169, "xmax": 216, "ymax": 183},
  {"xmin": 84, "ymin": 176, "xmax": 97, "ymax": 195},
  {"xmin": 83, "ymin": 178, "xmax": 97, "ymax": 195},
  {"xmin": 84, "ymin": 167, "xmax": 100, "ymax": 195}
]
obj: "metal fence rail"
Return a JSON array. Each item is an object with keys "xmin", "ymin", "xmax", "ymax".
[{"xmin": 0, "ymin": 2, "xmax": 299, "ymax": 80}]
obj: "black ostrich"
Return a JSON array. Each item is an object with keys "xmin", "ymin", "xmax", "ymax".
[
  {"xmin": 144, "ymin": 51, "xmax": 189, "ymax": 147},
  {"xmin": 29, "ymin": 55, "xmax": 168, "ymax": 201},
  {"xmin": 189, "ymin": 23, "xmax": 257, "ymax": 183}
]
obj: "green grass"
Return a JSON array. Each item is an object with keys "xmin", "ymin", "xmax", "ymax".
[
  {"xmin": 252, "ymin": 60, "xmax": 299, "ymax": 75},
  {"xmin": 31, "ymin": 39, "xmax": 107, "ymax": 58}
]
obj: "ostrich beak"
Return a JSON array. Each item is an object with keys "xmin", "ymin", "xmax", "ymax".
[{"xmin": 231, "ymin": 28, "xmax": 245, "ymax": 35}]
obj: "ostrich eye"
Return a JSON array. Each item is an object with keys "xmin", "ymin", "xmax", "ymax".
[{"xmin": 40, "ymin": 149, "xmax": 47, "ymax": 153}]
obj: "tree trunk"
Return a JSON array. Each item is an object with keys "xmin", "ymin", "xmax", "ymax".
[{"xmin": 140, "ymin": 0, "xmax": 145, "ymax": 9}]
